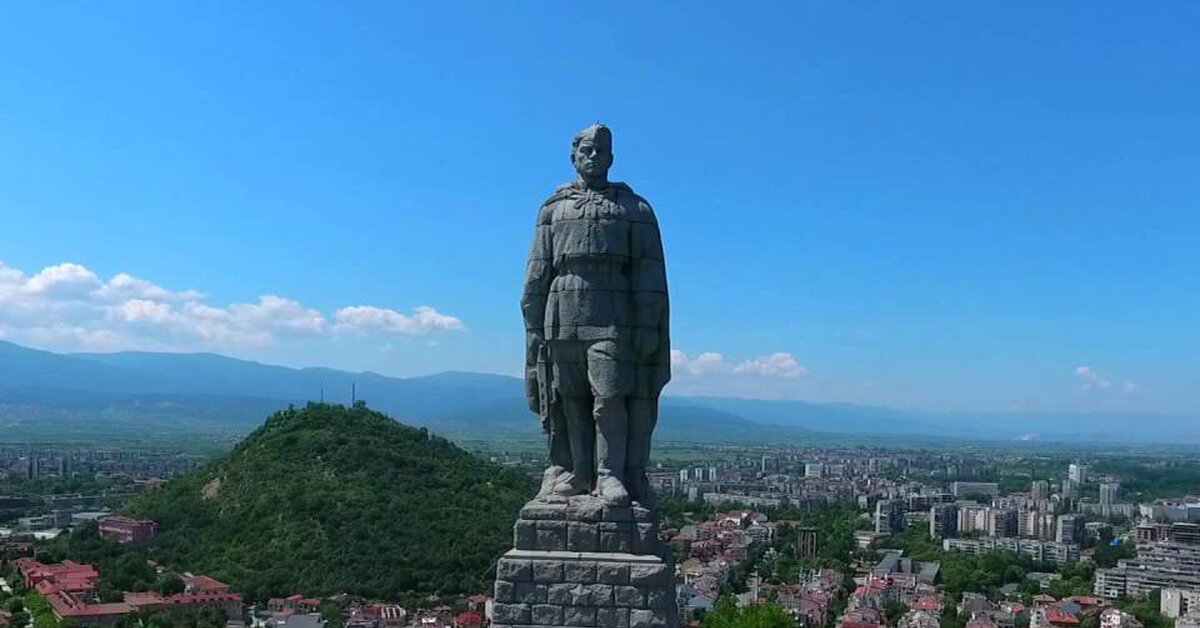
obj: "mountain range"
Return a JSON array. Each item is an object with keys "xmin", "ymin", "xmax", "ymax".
[{"xmin": 0, "ymin": 340, "xmax": 1194, "ymax": 445}]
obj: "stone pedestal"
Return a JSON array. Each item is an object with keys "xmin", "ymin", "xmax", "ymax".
[{"xmin": 493, "ymin": 497, "xmax": 677, "ymax": 628}]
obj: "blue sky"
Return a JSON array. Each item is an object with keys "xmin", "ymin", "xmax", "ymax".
[{"xmin": 1, "ymin": 3, "xmax": 1196, "ymax": 414}]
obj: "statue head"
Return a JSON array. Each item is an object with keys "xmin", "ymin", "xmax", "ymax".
[{"xmin": 571, "ymin": 123, "xmax": 613, "ymax": 188}]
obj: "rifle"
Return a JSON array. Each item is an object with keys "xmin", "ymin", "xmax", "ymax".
[{"xmin": 536, "ymin": 342, "xmax": 555, "ymax": 430}]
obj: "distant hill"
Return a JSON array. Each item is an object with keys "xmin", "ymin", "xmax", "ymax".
[
  {"xmin": 126, "ymin": 403, "xmax": 534, "ymax": 600},
  {"xmin": 0, "ymin": 341, "xmax": 823, "ymax": 444},
  {"xmin": 0, "ymin": 340, "xmax": 1195, "ymax": 445},
  {"xmin": 430, "ymin": 396, "xmax": 821, "ymax": 443}
]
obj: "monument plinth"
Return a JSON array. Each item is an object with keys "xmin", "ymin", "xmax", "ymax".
[
  {"xmin": 492, "ymin": 496, "xmax": 676, "ymax": 628},
  {"xmin": 497, "ymin": 123, "xmax": 676, "ymax": 628}
]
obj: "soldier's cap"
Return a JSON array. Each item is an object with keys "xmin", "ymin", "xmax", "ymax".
[{"xmin": 572, "ymin": 123, "xmax": 612, "ymax": 150}]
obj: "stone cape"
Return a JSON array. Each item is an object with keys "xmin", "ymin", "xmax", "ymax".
[{"xmin": 493, "ymin": 495, "xmax": 678, "ymax": 628}]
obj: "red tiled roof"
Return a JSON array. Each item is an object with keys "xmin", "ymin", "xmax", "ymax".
[
  {"xmin": 125, "ymin": 592, "xmax": 165, "ymax": 607},
  {"xmin": 165, "ymin": 593, "xmax": 242, "ymax": 604},
  {"xmin": 59, "ymin": 603, "xmax": 137, "ymax": 618},
  {"xmin": 183, "ymin": 575, "xmax": 229, "ymax": 591},
  {"xmin": 1046, "ymin": 610, "xmax": 1080, "ymax": 625}
]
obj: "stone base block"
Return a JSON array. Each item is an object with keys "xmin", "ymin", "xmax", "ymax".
[
  {"xmin": 494, "ymin": 550, "xmax": 677, "ymax": 628},
  {"xmin": 513, "ymin": 496, "xmax": 663, "ymax": 555}
]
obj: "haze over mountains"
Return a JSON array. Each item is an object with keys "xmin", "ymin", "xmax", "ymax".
[{"xmin": 0, "ymin": 340, "xmax": 1193, "ymax": 445}]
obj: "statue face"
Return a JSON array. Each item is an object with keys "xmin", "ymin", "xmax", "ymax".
[{"xmin": 572, "ymin": 135, "xmax": 613, "ymax": 180}]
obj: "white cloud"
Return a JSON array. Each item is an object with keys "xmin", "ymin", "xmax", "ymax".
[
  {"xmin": 0, "ymin": 260, "xmax": 464, "ymax": 354},
  {"xmin": 93, "ymin": 273, "xmax": 205, "ymax": 302},
  {"xmin": 670, "ymin": 350, "xmax": 726, "ymax": 375},
  {"xmin": 119, "ymin": 299, "xmax": 176, "ymax": 325},
  {"xmin": 734, "ymin": 352, "xmax": 809, "ymax": 378},
  {"xmin": 334, "ymin": 305, "xmax": 464, "ymax": 335},
  {"xmin": 24, "ymin": 263, "xmax": 101, "ymax": 295},
  {"xmin": 231, "ymin": 296, "xmax": 328, "ymax": 335},
  {"xmin": 1075, "ymin": 365, "xmax": 1138, "ymax": 396},
  {"xmin": 1074, "ymin": 365, "xmax": 1113, "ymax": 391}
]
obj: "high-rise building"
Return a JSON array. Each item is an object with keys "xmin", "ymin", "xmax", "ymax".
[
  {"xmin": 1032, "ymin": 480, "xmax": 1050, "ymax": 501},
  {"xmin": 1101, "ymin": 482, "xmax": 1120, "ymax": 506},
  {"xmin": 875, "ymin": 499, "xmax": 905, "ymax": 534},
  {"xmin": 1037, "ymin": 512, "xmax": 1059, "ymax": 541},
  {"xmin": 1069, "ymin": 464, "xmax": 1088, "ymax": 484},
  {"xmin": 805, "ymin": 463, "xmax": 824, "ymax": 479},
  {"xmin": 679, "ymin": 469, "xmax": 689, "ymax": 483},
  {"xmin": 1057, "ymin": 514, "xmax": 1085, "ymax": 544},
  {"xmin": 958, "ymin": 504, "xmax": 990, "ymax": 535},
  {"xmin": 1019, "ymin": 509, "xmax": 1036, "ymax": 537},
  {"xmin": 931, "ymin": 503, "xmax": 959, "ymax": 540},
  {"xmin": 1062, "ymin": 478, "xmax": 1079, "ymax": 500},
  {"xmin": 990, "ymin": 508, "xmax": 1019, "ymax": 538},
  {"xmin": 707, "ymin": 466, "xmax": 718, "ymax": 483}
]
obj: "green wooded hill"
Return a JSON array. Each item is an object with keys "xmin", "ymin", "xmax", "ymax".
[{"xmin": 126, "ymin": 403, "xmax": 535, "ymax": 601}]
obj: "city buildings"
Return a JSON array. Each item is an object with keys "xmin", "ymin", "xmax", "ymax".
[
  {"xmin": 959, "ymin": 504, "xmax": 990, "ymax": 536},
  {"xmin": 930, "ymin": 503, "xmax": 958, "ymax": 540},
  {"xmin": 952, "ymin": 482, "xmax": 1000, "ymax": 498},
  {"xmin": 1095, "ymin": 543, "xmax": 1200, "ymax": 598},
  {"xmin": 875, "ymin": 499, "xmax": 904, "ymax": 534},
  {"xmin": 1099, "ymin": 608, "xmax": 1143, "ymax": 628},
  {"xmin": 1100, "ymin": 483, "xmax": 1120, "ymax": 506},
  {"xmin": 1161, "ymin": 588, "xmax": 1200, "ymax": 619},
  {"xmin": 942, "ymin": 538, "xmax": 1080, "ymax": 565},
  {"xmin": 1056, "ymin": 515, "xmax": 1085, "ymax": 545},
  {"xmin": 98, "ymin": 516, "xmax": 159, "ymax": 544},
  {"xmin": 989, "ymin": 509, "xmax": 1019, "ymax": 539},
  {"xmin": 1069, "ymin": 464, "xmax": 1088, "ymax": 484}
]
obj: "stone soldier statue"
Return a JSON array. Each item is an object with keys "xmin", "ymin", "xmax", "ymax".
[{"xmin": 522, "ymin": 124, "xmax": 671, "ymax": 506}]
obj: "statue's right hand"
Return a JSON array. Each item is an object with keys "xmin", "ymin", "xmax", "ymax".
[{"xmin": 526, "ymin": 332, "xmax": 545, "ymax": 359}]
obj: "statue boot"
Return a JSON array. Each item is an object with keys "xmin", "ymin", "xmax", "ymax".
[
  {"xmin": 595, "ymin": 395, "xmax": 631, "ymax": 506},
  {"xmin": 554, "ymin": 397, "xmax": 595, "ymax": 497}
]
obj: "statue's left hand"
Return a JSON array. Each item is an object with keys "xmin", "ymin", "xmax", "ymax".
[{"xmin": 635, "ymin": 328, "xmax": 659, "ymax": 358}]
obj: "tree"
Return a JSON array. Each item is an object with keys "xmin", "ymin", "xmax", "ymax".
[
  {"xmin": 320, "ymin": 601, "xmax": 347, "ymax": 628},
  {"xmin": 886, "ymin": 601, "xmax": 910, "ymax": 627},
  {"xmin": 98, "ymin": 587, "xmax": 125, "ymax": 603},
  {"xmin": 157, "ymin": 573, "xmax": 186, "ymax": 596},
  {"xmin": 703, "ymin": 597, "xmax": 795, "ymax": 628}
]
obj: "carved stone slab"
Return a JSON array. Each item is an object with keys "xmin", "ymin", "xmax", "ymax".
[{"xmin": 493, "ymin": 549, "xmax": 677, "ymax": 628}]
